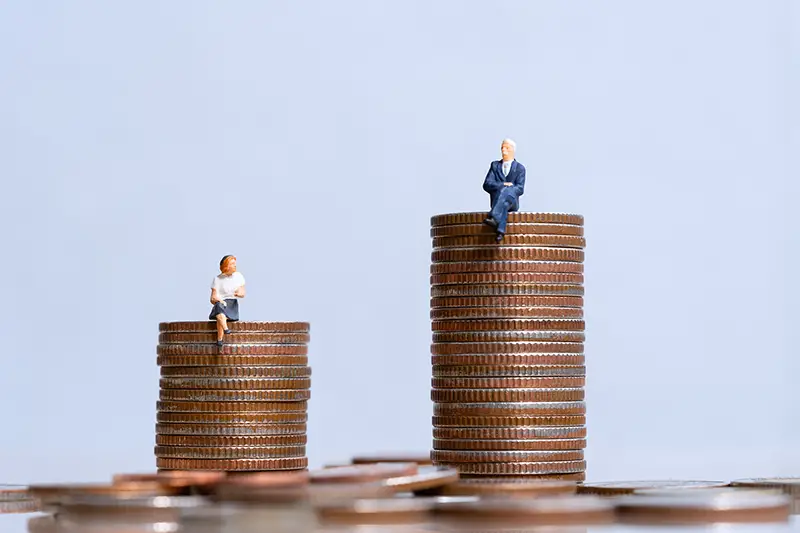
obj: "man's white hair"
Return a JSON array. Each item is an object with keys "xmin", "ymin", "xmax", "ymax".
[{"xmin": 501, "ymin": 138, "xmax": 517, "ymax": 150}]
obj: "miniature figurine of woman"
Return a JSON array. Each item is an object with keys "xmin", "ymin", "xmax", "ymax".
[{"xmin": 209, "ymin": 255, "xmax": 246, "ymax": 346}]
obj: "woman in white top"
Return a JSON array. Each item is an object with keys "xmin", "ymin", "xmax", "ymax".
[{"xmin": 209, "ymin": 255, "xmax": 246, "ymax": 346}]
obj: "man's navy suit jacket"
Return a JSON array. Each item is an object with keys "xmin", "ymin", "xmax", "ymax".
[{"xmin": 483, "ymin": 159, "xmax": 526, "ymax": 208}]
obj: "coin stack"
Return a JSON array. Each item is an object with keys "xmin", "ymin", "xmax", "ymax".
[
  {"xmin": 429, "ymin": 212, "xmax": 586, "ymax": 480},
  {"xmin": 155, "ymin": 321, "xmax": 311, "ymax": 471}
]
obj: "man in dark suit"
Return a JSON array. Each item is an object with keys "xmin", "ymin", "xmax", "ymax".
[{"xmin": 483, "ymin": 138, "xmax": 526, "ymax": 242}]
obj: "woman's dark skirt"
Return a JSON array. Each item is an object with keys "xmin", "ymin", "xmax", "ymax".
[{"xmin": 209, "ymin": 299, "xmax": 239, "ymax": 321}]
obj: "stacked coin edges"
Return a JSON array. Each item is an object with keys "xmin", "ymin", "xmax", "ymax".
[
  {"xmin": 430, "ymin": 212, "xmax": 586, "ymax": 480},
  {"xmin": 156, "ymin": 321, "xmax": 311, "ymax": 471}
]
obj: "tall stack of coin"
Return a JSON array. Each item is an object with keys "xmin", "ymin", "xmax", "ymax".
[
  {"xmin": 156, "ymin": 321, "xmax": 311, "ymax": 471},
  {"xmin": 429, "ymin": 212, "xmax": 586, "ymax": 480}
]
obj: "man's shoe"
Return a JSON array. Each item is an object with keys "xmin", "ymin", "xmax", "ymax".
[
  {"xmin": 483, "ymin": 217, "xmax": 498, "ymax": 228},
  {"xmin": 496, "ymin": 232, "xmax": 505, "ymax": 243}
]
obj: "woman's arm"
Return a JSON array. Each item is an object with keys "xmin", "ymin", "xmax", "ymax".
[
  {"xmin": 211, "ymin": 288, "xmax": 222, "ymax": 304},
  {"xmin": 234, "ymin": 285, "xmax": 246, "ymax": 298}
]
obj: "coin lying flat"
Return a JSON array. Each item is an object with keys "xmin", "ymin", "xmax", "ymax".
[
  {"xmin": 156, "ymin": 401, "xmax": 308, "ymax": 413},
  {"xmin": 434, "ymin": 495, "xmax": 612, "ymax": 526},
  {"xmin": 433, "ymin": 365, "xmax": 586, "ymax": 377},
  {"xmin": 433, "ymin": 283, "xmax": 586, "ymax": 298},
  {"xmin": 310, "ymin": 464, "xmax": 419, "ymax": 483},
  {"xmin": 158, "ymin": 332, "xmax": 310, "ymax": 344},
  {"xmin": 159, "ymin": 321, "xmax": 310, "ymax": 333},
  {"xmin": 730, "ymin": 478, "xmax": 800, "ymax": 513},
  {"xmin": 431, "ymin": 261, "xmax": 584, "ymax": 275},
  {"xmin": 157, "ymin": 344, "xmax": 308, "ymax": 356},
  {"xmin": 432, "ymin": 478, "xmax": 577, "ymax": 497},
  {"xmin": 0, "ymin": 485, "xmax": 39, "ymax": 514},
  {"xmin": 433, "ymin": 426, "xmax": 587, "ymax": 440},
  {"xmin": 615, "ymin": 489, "xmax": 791, "ymax": 524},
  {"xmin": 433, "ymin": 234, "xmax": 586, "ymax": 249},
  {"xmin": 155, "ymin": 423, "xmax": 307, "ymax": 436},
  {"xmin": 433, "ymin": 331, "xmax": 586, "ymax": 343},
  {"xmin": 578, "ymin": 480, "xmax": 728, "ymax": 495},
  {"xmin": 157, "ymin": 457, "xmax": 308, "ymax": 471},
  {"xmin": 432, "ymin": 307, "xmax": 584, "ymax": 320},
  {"xmin": 432, "ymin": 389, "xmax": 585, "ymax": 403},
  {"xmin": 160, "ymin": 365, "xmax": 312, "ymax": 378},
  {"xmin": 432, "ymin": 342, "xmax": 584, "ymax": 355},
  {"xmin": 154, "ymin": 445, "xmax": 306, "ymax": 459},
  {"xmin": 432, "ymin": 377, "xmax": 586, "ymax": 389},
  {"xmin": 432, "ymin": 354, "xmax": 585, "ymax": 366},
  {"xmin": 157, "ymin": 355, "xmax": 309, "ymax": 366},
  {"xmin": 432, "ymin": 272, "xmax": 585, "ymax": 286},
  {"xmin": 156, "ymin": 412, "xmax": 308, "ymax": 424},
  {"xmin": 433, "ymin": 438, "xmax": 586, "ymax": 451},
  {"xmin": 430, "ymin": 213, "xmax": 584, "ymax": 227},
  {"xmin": 438, "ymin": 461, "xmax": 586, "ymax": 475},
  {"xmin": 155, "ymin": 434, "xmax": 307, "ymax": 447},
  {"xmin": 431, "ymin": 223, "xmax": 585, "ymax": 237},
  {"xmin": 159, "ymin": 389, "xmax": 312, "ymax": 402},
  {"xmin": 432, "ymin": 247, "xmax": 584, "ymax": 263},
  {"xmin": 159, "ymin": 377, "xmax": 312, "ymax": 390},
  {"xmin": 432, "ymin": 319, "xmax": 586, "ymax": 332},
  {"xmin": 432, "ymin": 450, "xmax": 584, "ymax": 463},
  {"xmin": 351, "ymin": 454, "xmax": 433, "ymax": 466}
]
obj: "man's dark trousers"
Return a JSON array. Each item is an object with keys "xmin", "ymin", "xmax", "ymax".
[{"xmin": 490, "ymin": 188, "xmax": 520, "ymax": 235}]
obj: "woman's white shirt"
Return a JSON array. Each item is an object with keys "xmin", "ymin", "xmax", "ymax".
[{"xmin": 211, "ymin": 271, "xmax": 245, "ymax": 300}]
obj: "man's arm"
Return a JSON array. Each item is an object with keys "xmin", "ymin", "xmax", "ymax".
[
  {"xmin": 513, "ymin": 165, "xmax": 526, "ymax": 197},
  {"xmin": 482, "ymin": 164, "xmax": 503, "ymax": 193}
]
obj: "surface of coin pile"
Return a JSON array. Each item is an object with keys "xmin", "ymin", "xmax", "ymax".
[
  {"xmin": 429, "ymin": 212, "xmax": 586, "ymax": 481},
  {"xmin": 156, "ymin": 321, "xmax": 311, "ymax": 471}
]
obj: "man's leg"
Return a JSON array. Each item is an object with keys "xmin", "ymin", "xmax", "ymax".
[{"xmin": 490, "ymin": 189, "xmax": 515, "ymax": 236}]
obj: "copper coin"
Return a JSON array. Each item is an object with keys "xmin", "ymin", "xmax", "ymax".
[
  {"xmin": 579, "ymin": 480, "xmax": 729, "ymax": 495},
  {"xmin": 157, "ymin": 457, "xmax": 308, "ymax": 471},
  {"xmin": 310, "ymin": 463, "xmax": 419, "ymax": 483},
  {"xmin": 155, "ymin": 423, "xmax": 307, "ymax": 436},
  {"xmin": 433, "ymin": 235, "xmax": 586, "ymax": 250},
  {"xmin": 433, "ymin": 478, "xmax": 577, "ymax": 497},
  {"xmin": 160, "ymin": 366, "xmax": 312, "ymax": 378},
  {"xmin": 159, "ymin": 377, "xmax": 311, "ymax": 390},
  {"xmin": 432, "ymin": 354, "xmax": 584, "ymax": 366},
  {"xmin": 156, "ymin": 401, "xmax": 308, "ymax": 413},
  {"xmin": 431, "ymin": 223, "xmax": 584, "ymax": 237},
  {"xmin": 156, "ymin": 412, "xmax": 307, "ymax": 424},
  {"xmin": 432, "ymin": 450, "xmax": 583, "ymax": 463},
  {"xmin": 154, "ymin": 445, "xmax": 306, "ymax": 459},
  {"xmin": 433, "ymin": 234, "xmax": 586, "ymax": 250},
  {"xmin": 431, "ymin": 389, "xmax": 585, "ymax": 403},
  {"xmin": 382, "ymin": 466, "xmax": 461, "ymax": 494},
  {"xmin": 437, "ymin": 461, "xmax": 586, "ymax": 475},
  {"xmin": 158, "ymin": 332, "xmax": 310, "ymax": 344},
  {"xmin": 432, "ymin": 319, "xmax": 585, "ymax": 332},
  {"xmin": 157, "ymin": 344, "xmax": 307, "ymax": 356},
  {"xmin": 159, "ymin": 321, "xmax": 310, "ymax": 333},
  {"xmin": 614, "ymin": 489, "xmax": 791, "ymax": 524},
  {"xmin": 433, "ymin": 495, "xmax": 613, "ymax": 526},
  {"xmin": 430, "ymin": 213, "xmax": 584, "ymax": 226},
  {"xmin": 433, "ymin": 426, "xmax": 586, "ymax": 440},
  {"xmin": 28, "ymin": 481, "xmax": 182, "ymax": 508},
  {"xmin": 433, "ymin": 402, "xmax": 586, "ymax": 417},
  {"xmin": 155, "ymin": 434, "xmax": 307, "ymax": 447},
  {"xmin": 433, "ymin": 331, "xmax": 585, "ymax": 343},
  {"xmin": 433, "ymin": 365, "xmax": 585, "ymax": 377},
  {"xmin": 460, "ymin": 472, "xmax": 587, "ymax": 481},
  {"xmin": 432, "ymin": 248, "xmax": 583, "ymax": 263},
  {"xmin": 0, "ymin": 485, "xmax": 39, "ymax": 514},
  {"xmin": 159, "ymin": 389, "xmax": 311, "ymax": 402},
  {"xmin": 209, "ymin": 471, "xmax": 311, "ymax": 502},
  {"xmin": 432, "ymin": 377, "xmax": 585, "ymax": 389},
  {"xmin": 352, "ymin": 454, "xmax": 433, "ymax": 465},
  {"xmin": 433, "ymin": 438, "xmax": 586, "ymax": 451},
  {"xmin": 432, "ymin": 284, "xmax": 585, "ymax": 298},
  {"xmin": 432, "ymin": 415, "xmax": 585, "ymax": 428},
  {"xmin": 112, "ymin": 470, "xmax": 225, "ymax": 487},
  {"xmin": 432, "ymin": 306, "xmax": 584, "ymax": 320},
  {"xmin": 317, "ymin": 497, "xmax": 436, "ymax": 525},
  {"xmin": 431, "ymin": 295, "xmax": 583, "ymax": 309},
  {"xmin": 431, "ymin": 261, "xmax": 583, "ymax": 275},
  {"xmin": 432, "ymin": 342, "xmax": 583, "ymax": 355},
  {"xmin": 730, "ymin": 477, "xmax": 800, "ymax": 494},
  {"xmin": 432, "ymin": 272, "xmax": 584, "ymax": 287},
  {"xmin": 158, "ymin": 355, "xmax": 308, "ymax": 366}
]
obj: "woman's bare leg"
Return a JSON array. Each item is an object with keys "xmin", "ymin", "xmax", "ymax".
[{"xmin": 216, "ymin": 313, "xmax": 227, "ymax": 342}]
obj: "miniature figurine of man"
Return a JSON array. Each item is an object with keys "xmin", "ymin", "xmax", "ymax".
[
  {"xmin": 482, "ymin": 138, "xmax": 526, "ymax": 242},
  {"xmin": 209, "ymin": 254, "xmax": 246, "ymax": 346}
]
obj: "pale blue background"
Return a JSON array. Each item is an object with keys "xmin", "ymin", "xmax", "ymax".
[{"xmin": 0, "ymin": 2, "xmax": 797, "ymax": 519}]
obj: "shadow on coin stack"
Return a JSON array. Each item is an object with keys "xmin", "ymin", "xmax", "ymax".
[
  {"xmin": 156, "ymin": 321, "xmax": 311, "ymax": 471},
  {"xmin": 429, "ymin": 212, "xmax": 587, "ymax": 481}
]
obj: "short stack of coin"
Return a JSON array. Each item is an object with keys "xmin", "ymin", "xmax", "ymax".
[
  {"xmin": 429, "ymin": 212, "xmax": 586, "ymax": 480},
  {"xmin": 156, "ymin": 321, "xmax": 311, "ymax": 471}
]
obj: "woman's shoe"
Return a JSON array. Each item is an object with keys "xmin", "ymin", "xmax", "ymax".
[
  {"xmin": 224, "ymin": 329, "xmax": 231, "ymax": 335},
  {"xmin": 217, "ymin": 340, "xmax": 224, "ymax": 347}
]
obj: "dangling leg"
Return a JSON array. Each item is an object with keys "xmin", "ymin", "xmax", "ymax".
[
  {"xmin": 216, "ymin": 312, "xmax": 227, "ymax": 346},
  {"xmin": 491, "ymin": 189, "xmax": 515, "ymax": 242}
]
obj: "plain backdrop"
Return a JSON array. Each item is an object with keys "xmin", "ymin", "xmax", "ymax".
[{"xmin": 0, "ymin": 0, "xmax": 797, "ymax": 496}]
